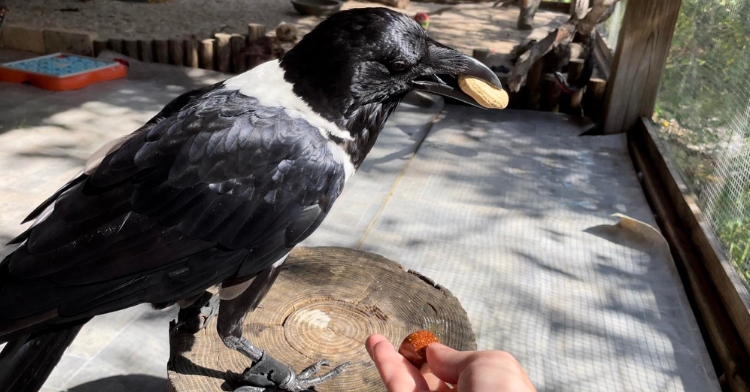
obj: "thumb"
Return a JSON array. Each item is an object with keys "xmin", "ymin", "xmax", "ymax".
[{"xmin": 424, "ymin": 343, "xmax": 475, "ymax": 384}]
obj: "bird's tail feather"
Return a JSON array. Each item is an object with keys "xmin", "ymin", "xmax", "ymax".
[{"xmin": 0, "ymin": 320, "xmax": 89, "ymax": 392}]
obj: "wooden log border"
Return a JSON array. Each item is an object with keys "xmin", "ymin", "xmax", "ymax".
[
  {"xmin": 1, "ymin": 21, "xmax": 614, "ymax": 119},
  {"xmin": 1, "ymin": 23, "xmax": 274, "ymax": 75}
]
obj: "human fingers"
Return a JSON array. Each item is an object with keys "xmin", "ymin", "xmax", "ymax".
[
  {"xmin": 426, "ymin": 344, "xmax": 536, "ymax": 392},
  {"xmin": 457, "ymin": 352, "xmax": 536, "ymax": 392},
  {"xmin": 420, "ymin": 364, "xmax": 455, "ymax": 392},
  {"xmin": 367, "ymin": 334, "xmax": 431, "ymax": 392},
  {"xmin": 366, "ymin": 334, "xmax": 389, "ymax": 357},
  {"xmin": 424, "ymin": 343, "xmax": 475, "ymax": 384}
]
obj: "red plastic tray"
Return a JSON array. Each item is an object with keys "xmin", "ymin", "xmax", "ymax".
[{"xmin": 0, "ymin": 53, "xmax": 128, "ymax": 91}]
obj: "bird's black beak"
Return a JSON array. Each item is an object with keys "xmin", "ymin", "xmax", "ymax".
[{"xmin": 412, "ymin": 39, "xmax": 503, "ymax": 109}]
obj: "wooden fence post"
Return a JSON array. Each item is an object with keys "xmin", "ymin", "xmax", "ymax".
[
  {"xmin": 231, "ymin": 34, "xmax": 248, "ymax": 74},
  {"xmin": 247, "ymin": 23, "xmax": 266, "ymax": 41},
  {"xmin": 108, "ymin": 39, "xmax": 123, "ymax": 55},
  {"xmin": 199, "ymin": 39, "xmax": 215, "ymax": 70},
  {"xmin": 138, "ymin": 39, "xmax": 154, "ymax": 63},
  {"xmin": 93, "ymin": 39, "xmax": 108, "ymax": 57},
  {"xmin": 185, "ymin": 39, "xmax": 199, "ymax": 68},
  {"xmin": 601, "ymin": 0, "xmax": 682, "ymax": 134},
  {"xmin": 213, "ymin": 33, "xmax": 232, "ymax": 73},
  {"xmin": 123, "ymin": 39, "xmax": 139, "ymax": 59},
  {"xmin": 168, "ymin": 39, "xmax": 184, "ymax": 66},
  {"xmin": 154, "ymin": 40, "xmax": 170, "ymax": 64}
]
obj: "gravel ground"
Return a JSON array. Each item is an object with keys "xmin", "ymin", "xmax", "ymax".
[
  {"xmin": 4, "ymin": 0, "xmax": 312, "ymax": 40},
  {"xmin": 3, "ymin": 0, "xmax": 562, "ymax": 55}
]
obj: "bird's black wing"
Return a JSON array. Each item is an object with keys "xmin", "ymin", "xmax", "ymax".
[{"xmin": 0, "ymin": 87, "xmax": 346, "ymax": 333}]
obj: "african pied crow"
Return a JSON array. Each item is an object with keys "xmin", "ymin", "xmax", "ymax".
[{"xmin": 0, "ymin": 7, "xmax": 501, "ymax": 391}]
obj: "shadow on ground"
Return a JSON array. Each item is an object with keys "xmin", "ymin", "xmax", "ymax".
[{"xmin": 68, "ymin": 374, "xmax": 167, "ymax": 392}]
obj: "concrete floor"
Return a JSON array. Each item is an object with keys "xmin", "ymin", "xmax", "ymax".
[{"xmin": 0, "ymin": 51, "xmax": 719, "ymax": 391}]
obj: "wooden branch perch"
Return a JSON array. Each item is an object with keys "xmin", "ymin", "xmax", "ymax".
[
  {"xmin": 508, "ymin": 0, "xmax": 620, "ymax": 92},
  {"xmin": 578, "ymin": 0, "xmax": 619, "ymax": 35}
]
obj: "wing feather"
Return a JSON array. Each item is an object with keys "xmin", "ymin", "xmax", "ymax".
[{"xmin": 0, "ymin": 86, "xmax": 347, "ymax": 331}]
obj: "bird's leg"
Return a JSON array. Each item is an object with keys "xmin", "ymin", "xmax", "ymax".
[
  {"xmin": 174, "ymin": 290, "xmax": 220, "ymax": 334},
  {"xmin": 217, "ymin": 265, "xmax": 349, "ymax": 392}
]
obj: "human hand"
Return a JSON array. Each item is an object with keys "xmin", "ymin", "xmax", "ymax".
[{"xmin": 365, "ymin": 334, "xmax": 536, "ymax": 392}]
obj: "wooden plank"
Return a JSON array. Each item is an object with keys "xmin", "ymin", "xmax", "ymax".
[
  {"xmin": 602, "ymin": 0, "xmax": 682, "ymax": 134},
  {"xmin": 168, "ymin": 39, "xmax": 184, "ymax": 66},
  {"xmin": 184, "ymin": 39, "xmax": 199, "ymax": 68},
  {"xmin": 213, "ymin": 33, "xmax": 232, "ymax": 73},
  {"xmin": 153, "ymin": 39, "xmax": 170, "ymax": 64},
  {"xmin": 199, "ymin": 38, "xmax": 215, "ymax": 70},
  {"xmin": 629, "ymin": 119, "xmax": 750, "ymax": 389}
]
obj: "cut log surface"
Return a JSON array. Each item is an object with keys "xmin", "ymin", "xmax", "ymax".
[{"xmin": 168, "ymin": 247, "xmax": 476, "ymax": 392}]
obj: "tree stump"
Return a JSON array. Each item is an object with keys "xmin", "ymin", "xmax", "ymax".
[{"xmin": 167, "ymin": 247, "xmax": 476, "ymax": 392}]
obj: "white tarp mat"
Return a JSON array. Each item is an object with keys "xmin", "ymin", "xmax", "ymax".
[{"xmin": 306, "ymin": 106, "xmax": 719, "ymax": 391}]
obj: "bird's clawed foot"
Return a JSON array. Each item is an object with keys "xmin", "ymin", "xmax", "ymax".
[{"xmin": 231, "ymin": 352, "xmax": 350, "ymax": 392}]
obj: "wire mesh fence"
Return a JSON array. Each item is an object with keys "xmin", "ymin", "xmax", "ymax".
[{"xmin": 654, "ymin": 0, "xmax": 750, "ymax": 286}]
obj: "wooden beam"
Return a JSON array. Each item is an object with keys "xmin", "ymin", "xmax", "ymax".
[{"xmin": 602, "ymin": 0, "xmax": 682, "ymax": 134}]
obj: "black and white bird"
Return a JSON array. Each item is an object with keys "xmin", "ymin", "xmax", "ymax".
[{"xmin": 0, "ymin": 8, "xmax": 501, "ymax": 392}]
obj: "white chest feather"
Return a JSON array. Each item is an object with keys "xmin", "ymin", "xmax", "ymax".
[
  {"xmin": 224, "ymin": 61, "xmax": 352, "ymax": 142},
  {"xmin": 224, "ymin": 60, "xmax": 356, "ymax": 182}
]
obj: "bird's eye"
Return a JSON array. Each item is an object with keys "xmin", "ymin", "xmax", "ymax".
[{"xmin": 391, "ymin": 60, "xmax": 409, "ymax": 73}]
